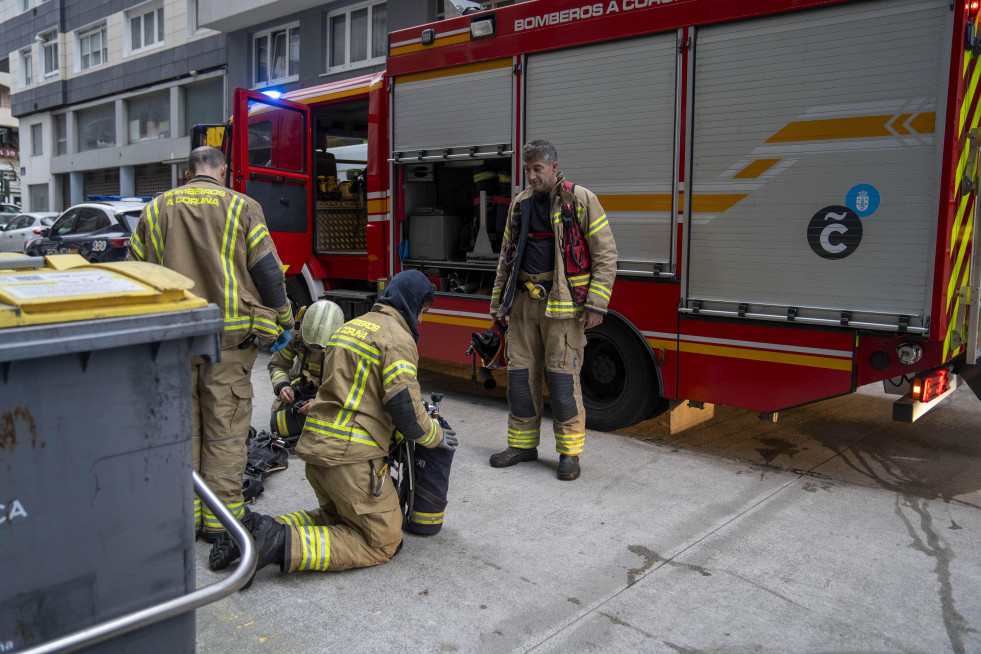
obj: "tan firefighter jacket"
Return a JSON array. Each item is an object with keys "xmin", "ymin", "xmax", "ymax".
[
  {"xmin": 127, "ymin": 177, "xmax": 293, "ymax": 348},
  {"xmin": 295, "ymin": 304, "xmax": 444, "ymax": 467},
  {"xmin": 490, "ymin": 172, "xmax": 618, "ymax": 319},
  {"xmin": 268, "ymin": 329, "xmax": 326, "ymax": 395}
]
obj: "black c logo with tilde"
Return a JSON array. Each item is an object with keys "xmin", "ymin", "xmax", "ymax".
[{"xmin": 807, "ymin": 205, "xmax": 863, "ymax": 260}]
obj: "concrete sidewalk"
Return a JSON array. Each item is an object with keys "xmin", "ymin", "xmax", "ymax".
[{"xmin": 194, "ymin": 357, "xmax": 981, "ymax": 653}]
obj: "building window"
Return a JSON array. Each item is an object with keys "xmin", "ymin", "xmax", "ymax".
[
  {"xmin": 128, "ymin": 91, "xmax": 171, "ymax": 142},
  {"xmin": 17, "ymin": 0, "xmax": 30, "ymax": 12},
  {"xmin": 77, "ymin": 104, "xmax": 116, "ymax": 151},
  {"xmin": 39, "ymin": 30, "xmax": 58, "ymax": 78},
  {"xmin": 253, "ymin": 23, "xmax": 299, "ymax": 88},
  {"xmin": 128, "ymin": 3, "xmax": 165, "ymax": 53},
  {"xmin": 20, "ymin": 48, "xmax": 33, "ymax": 87},
  {"xmin": 31, "ymin": 124, "xmax": 42, "ymax": 156},
  {"xmin": 29, "ymin": 184, "xmax": 49, "ymax": 212},
  {"xmin": 78, "ymin": 24, "xmax": 108, "ymax": 71},
  {"xmin": 184, "ymin": 78, "xmax": 224, "ymax": 134},
  {"xmin": 328, "ymin": 3, "xmax": 386, "ymax": 72},
  {"xmin": 54, "ymin": 114, "xmax": 67, "ymax": 155}
]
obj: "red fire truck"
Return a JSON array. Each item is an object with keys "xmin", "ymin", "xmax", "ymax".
[{"xmin": 200, "ymin": 0, "xmax": 981, "ymax": 432}]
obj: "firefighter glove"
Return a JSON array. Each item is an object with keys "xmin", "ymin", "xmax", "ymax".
[
  {"xmin": 269, "ymin": 330, "xmax": 291, "ymax": 353},
  {"xmin": 436, "ymin": 418, "xmax": 457, "ymax": 451}
]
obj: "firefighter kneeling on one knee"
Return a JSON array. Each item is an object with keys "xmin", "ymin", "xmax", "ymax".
[
  {"xmin": 209, "ymin": 270, "xmax": 457, "ymax": 581},
  {"xmin": 267, "ymin": 300, "xmax": 345, "ymax": 439}
]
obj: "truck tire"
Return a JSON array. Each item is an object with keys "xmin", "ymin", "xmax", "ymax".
[
  {"xmin": 581, "ymin": 315, "xmax": 661, "ymax": 432},
  {"xmin": 285, "ymin": 277, "xmax": 312, "ymax": 318}
]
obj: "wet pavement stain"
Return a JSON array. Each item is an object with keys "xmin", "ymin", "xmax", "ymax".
[
  {"xmin": 627, "ymin": 545, "xmax": 711, "ymax": 586},
  {"xmin": 755, "ymin": 437, "xmax": 801, "ymax": 465},
  {"xmin": 896, "ymin": 495, "xmax": 976, "ymax": 653},
  {"xmin": 599, "ymin": 612, "xmax": 655, "ymax": 639}
]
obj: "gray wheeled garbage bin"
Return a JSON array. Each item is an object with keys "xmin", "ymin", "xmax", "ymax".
[{"xmin": 0, "ymin": 254, "xmax": 223, "ymax": 653}]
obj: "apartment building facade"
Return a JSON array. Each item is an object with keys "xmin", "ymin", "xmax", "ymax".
[
  {"xmin": 3, "ymin": 0, "xmax": 520, "ymax": 212},
  {"xmin": 1, "ymin": 0, "xmax": 226, "ymax": 212}
]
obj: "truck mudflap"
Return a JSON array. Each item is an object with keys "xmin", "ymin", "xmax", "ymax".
[{"xmin": 892, "ymin": 366, "xmax": 962, "ymax": 423}]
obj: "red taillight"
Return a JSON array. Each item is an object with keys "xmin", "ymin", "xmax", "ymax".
[
  {"xmin": 970, "ymin": 0, "xmax": 980, "ymax": 16},
  {"xmin": 109, "ymin": 237, "xmax": 130, "ymax": 248},
  {"xmin": 911, "ymin": 368, "xmax": 952, "ymax": 403},
  {"xmin": 33, "ymin": 229, "xmax": 42, "ymax": 234}
]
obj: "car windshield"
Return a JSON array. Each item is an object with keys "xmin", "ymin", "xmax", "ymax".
[{"xmin": 119, "ymin": 211, "xmax": 142, "ymax": 233}]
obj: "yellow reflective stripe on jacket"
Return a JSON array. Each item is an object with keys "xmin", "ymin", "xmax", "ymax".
[
  {"xmin": 280, "ymin": 348, "xmax": 297, "ymax": 362},
  {"xmin": 146, "ymin": 198, "xmax": 164, "ymax": 261},
  {"xmin": 253, "ymin": 316, "xmax": 280, "ymax": 335},
  {"xmin": 491, "ymin": 288, "xmax": 501, "ymax": 300},
  {"xmin": 222, "ymin": 196, "xmax": 245, "ymax": 321},
  {"xmin": 307, "ymin": 361, "xmax": 322, "ymax": 373},
  {"xmin": 417, "ymin": 419, "xmax": 438, "ymax": 447},
  {"xmin": 305, "ymin": 416, "xmax": 380, "ymax": 448},
  {"xmin": 587, "ymin": 214, "xmax": 609, "ymax": 237},
  {"xmin": 336, "ymin": 358, "xmax": 370, "ymax": 425},
  {"xmin": 246, "ymin": 223, "xmax": 269, "ymax": 252},
  {"xmin": 507, "ymin": 428, "xmax": 540, "ymax": 447},
  {"xmin": 271, "ymin": 370, "xmax": 290, "ymax": 384},
  {"xmin": 474, "ymin": 171, "xmax": 496, "ymax": 182},
  {"xmin": 327, "ymin": 333, "xmax": 381, "ymax": 365},
  {"xmin": 568, "ymin": 273, "xmax": 590, "ymax": 288},
  {"xmin": 278, "ymin": 307, "xmax": 293, "ymax": 324},
  {"xmin": 546, "ymin": 299, "xmax": 581, "ymax": 313},
  {"xmin": 410, "ymin": 510, "xmax": 444, "ymax": 525},
  {"xmin": 297, "ymin": 526, "xmax": 330, "ymax": 571},
  {"xmin": 383, "ymin": 360, "xmax": 417, "ymax": 386},
  {"xmin": 552, "ymin": 211, "xmax": 562, "ymax": 225},
  {"xmin": 130, "ymin": 232, "xmax": 146, "ymax": 259},
  {"xmin": 556, "ymin": 432, "xmax": 585, "ymax": 454},
  {"xmin": 589, "ymin": 282, "xmax": 612, "ymax": 301}
]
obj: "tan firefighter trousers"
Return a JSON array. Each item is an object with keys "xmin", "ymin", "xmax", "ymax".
[
  {"xmin": 191, "ymin": 344, "xmax": 258, "ymax": 534},
  {"xmin": 276, "ymin": 459, "xmax": 403, "ymax": 572},
  {"xmin": 505, "ymin": 271, "xmax": 587, "ymax": 455}
]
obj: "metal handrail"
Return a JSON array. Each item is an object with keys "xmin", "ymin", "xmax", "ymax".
[{"xmin": 20, "ymin": 472, "xmax": 257, "ymax": 654}]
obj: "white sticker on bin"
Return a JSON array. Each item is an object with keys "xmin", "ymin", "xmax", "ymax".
[{"xmin": 0, "ymin": 271, "xmax": 145, "ymax": 299}]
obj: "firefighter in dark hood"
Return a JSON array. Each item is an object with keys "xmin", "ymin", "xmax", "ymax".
[
  {"xmin": 210, "ymin": 270, "xmax": 457, "ymax": 579},
  {"xmin": 488, "ymin": 139, "xmax": 618, "ymax": 481}
]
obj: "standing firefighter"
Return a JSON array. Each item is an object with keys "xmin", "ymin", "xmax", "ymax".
[
  {"xmin": 209, "ymin": 270, "xmax": 457, "ymax": 580},
  {"xmin": 489, "ymin": 140, "xmax": 618, "ymax": 481},
  {"xmin": 128, "ymin": 146, "xmax": 293, "ymax": 539},
  {"xmin": 268, "ymin": 300, "xmax": 345, "ymax": 438}
]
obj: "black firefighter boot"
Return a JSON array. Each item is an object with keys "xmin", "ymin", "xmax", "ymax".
[
  {"xmin": 209, "ymin": 513, "xmax": 286, "ymax": 586},
  {"xmin": 489, "ymin": 446, "xmax": 538, "ymax": 468},
  {"xmin": 557, "ymin": 454, "xmax": 581, "ymax": 481}
]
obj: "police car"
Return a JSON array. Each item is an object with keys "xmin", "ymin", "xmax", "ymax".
[{"xmin": 26, "ymin": 196, "xmax": 149, "ymax": 263}]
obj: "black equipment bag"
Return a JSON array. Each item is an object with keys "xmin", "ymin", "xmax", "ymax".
[{"xmin": 389, "ymin": 435, "xmax": 454, "ymax": 535}]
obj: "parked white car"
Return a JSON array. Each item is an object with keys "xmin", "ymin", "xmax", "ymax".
[{"xmin": 0, "ymin": 212, "xmax": 59, "ymax": 253}]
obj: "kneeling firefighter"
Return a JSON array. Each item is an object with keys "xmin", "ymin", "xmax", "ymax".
[
  {"xmin": 210, "ymin": 270, "xmax": 458, "ymax": 582},
  {"xmin": 268, "ymin": 300, "xmax": 345, "ymax": 439}
]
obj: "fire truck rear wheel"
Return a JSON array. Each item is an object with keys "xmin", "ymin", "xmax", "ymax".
[
  {"xmin": 581, "ymin": 315, "xmax": 661, "ymax": 432},
  {"xmin": 285, "ymin": 277, "xmax": 312, "ymax": 318}
]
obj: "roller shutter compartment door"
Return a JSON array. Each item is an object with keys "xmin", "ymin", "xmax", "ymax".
[
  {"xmin": 393, "ymin": 60, "xmax": 513, "ymax": 153},
  {"xmin": 525, "ymin": 33, "xmax": 678, "ymax": 269},
  {"xmin": 687, "ymin": 0, "xmax": 950, "ymax": 331}
]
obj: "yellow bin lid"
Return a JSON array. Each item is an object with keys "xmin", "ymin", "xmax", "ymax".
[{"xmin": 0, "ymin": 254, "xmax": 208, "ymax": 329}]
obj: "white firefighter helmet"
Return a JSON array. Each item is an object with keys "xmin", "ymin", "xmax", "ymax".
[{"xmin": 301, "ymin": 300, "xmax": 345, "ymax": 349}]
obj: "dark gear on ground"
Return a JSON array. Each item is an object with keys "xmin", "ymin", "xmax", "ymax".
[
  {"xmin": 241, "ymin": 476, "xmax": 265, "ymax": 502},
  {"xmin": 245, "ymin": 428, "xmax": 290, "ymax": 479}
]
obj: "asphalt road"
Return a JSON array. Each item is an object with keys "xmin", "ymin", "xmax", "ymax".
[{"xmin": 193, "ymin": 354, "xmax": 981, "ymax": 653}]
